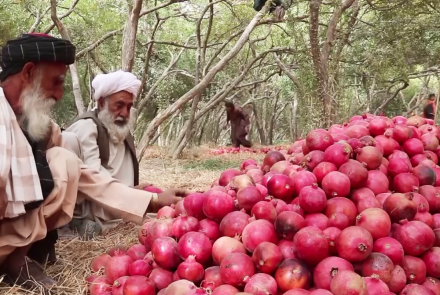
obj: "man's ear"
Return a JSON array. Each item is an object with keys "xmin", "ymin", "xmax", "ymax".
[
  {"xmin": 20, "ymin": 62, "xmax": 38, "ymax": 84},
  {"xmin": 97, "ymin": 97, "xmax": 105, "ymax": 109}
]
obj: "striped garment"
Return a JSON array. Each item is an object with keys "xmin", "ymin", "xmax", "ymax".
[{"xmin": 0, "ymin": 88, "xmax": 43, "ymax": 219}]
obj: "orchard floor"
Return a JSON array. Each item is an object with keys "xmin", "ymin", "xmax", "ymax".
[{"xmin": 0, "ymin": 145, "xmax": 269, "ymax": 295}]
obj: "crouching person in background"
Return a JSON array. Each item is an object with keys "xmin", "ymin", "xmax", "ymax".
[{"xmin": 0, "ymin": 33, "xmax": 185, "ymax": 292}]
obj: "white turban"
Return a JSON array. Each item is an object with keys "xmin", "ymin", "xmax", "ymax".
[{"xmin": 92, "ymin": 70, "xmax": 141, "ymax": 101}]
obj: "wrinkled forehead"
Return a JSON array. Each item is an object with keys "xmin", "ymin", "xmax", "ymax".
[{"xmin": 107, "ymin": 90, "xmax": 134, "ymax": 105}]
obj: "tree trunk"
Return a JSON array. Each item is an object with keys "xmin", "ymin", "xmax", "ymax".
[
  {"xmin": 50, "ymin": 0, "xmax": 85, "ymax": 115},
  {"xmin": 253, "ymin": 103, "xmax": 267, "ymax": 145},
  {"xmin": 136, "ymin": 5, "xmax": 270, "ymax": 160},
  {"xmin": 121, "ymin": 0, "xmax": 143, "ymax": 71},
  {"xmin": 291, "ymin": 93, "xmax": 298, "ymax": 141}
]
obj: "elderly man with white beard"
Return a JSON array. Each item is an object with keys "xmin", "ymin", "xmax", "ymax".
[
  {"xmin": 63, "ymin": 71, "xmax": 152, "ymax": 238},
  {"xmin": 0, "ymin": 33, "xmax": 186, "ymax": 292}
]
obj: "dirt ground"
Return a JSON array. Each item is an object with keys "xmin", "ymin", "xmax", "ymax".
[{"xmin": 0, "ymin": 146, "xmax": 268, "ymax": 295}]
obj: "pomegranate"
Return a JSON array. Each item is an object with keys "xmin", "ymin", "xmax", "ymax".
[
  {"xmin": 211, "ymin": 285, "xmax": 239, "ymax": 295},
  {"xmin": 422, "ymin": 133, "xmax": 440, "ymax": 151},
  {"xmin": 306, "ymin": 129, "xmax": 334, "ymax": 151},
  {"xmin": 365, "ymin": 170, "xmax": 389, "ymax": 195},
  {"xmin": 323, "ymin": 227, "xmax": 341, "ymax": 255},
  {"xmin": 426, "ymin": 150, "xmax": 439, "ymax": 164},
  {"xmin": 351, "ymin": 188, "xmax": 375, "ymax": 205},
  {"xmin": 178, "ymin": 232, "xmax": 212, "ymax": 264},
  {"xmin": 387, "ymin": 264, "xmax": 406, "ymax": 293},
  {"xmin": 356, "ymin": 208, "xmax": 391, "ymax": 240},
  {"xmin": 198, "ymin": 218, "xmax": 220, "ymax": 242},
  {"xmin": 262, "ymin": 151, "xmax": 286, "ymax": 172},
  {"xmin": 402, "ymin": 255, "xmax": 427, "ymax": 284},
  {"xmin": 105, "ymin": 255, "xmax": 133, "ymax": 283},
  {"xmin": 241, "ymin": 159, "xmax": 258, "ymax": 170},
  {"xmin": 399, "ymin": 284, "xmax": 436, "ymax": 295},
  {"xmin": 373, "ymin": 237, "xmax": 404, "ymax": 265},
  {"xmin": 403, "ymin": 138, "xmax": 425, "ymax": 156},
  {"xmin": 338, "ymin": 160, "xmax": 368, "ymax": 189},
  {"xmin": 414, "ymin": 210, "xmax": 434, "ymax": 228},
  {"xmin": 183, "ymin": 193, "xmax": 207, "ymax": 220},
  {"xmin": 270, "ymin": 198, "xmax": 287, "ymax": 214},
  {"xmin": 419, "ymin": 185, "xmax": 440, "ymax": 214},
  {"xmin": 255, "ymin": 183, "xmax": 268, "ymax": 197},
  {"xmin": 302, "ymin": 150, "xmax": 325, "ymax": 171},
  {"xmin": 145, "ymin": 218, "xmax": 173, "ymax": 247},
  {"xmin": 172, "ymin": 215, "xmax": 200, "ymax": 239},
  {"xmin": 395, "ymin": 220, "xmax": 435, "ymax": 256},
  {"xmin": 413, "ymin": 165, "xmax": 437, "ymax": 186},
  {"xmin": 434, "ymin": 214, "xmax": 440, "ymax": 228},
  {"xmin": 336, "ymin": 226, "xmax": 373, "ymax": 262},
  {"xmin": 412, "ymin": 153, "xmax": 430, "ymax": 166},
  {"xmin": 274, "ymin": 258, "xmax": 311, "ymax": 292},
  {"xmin": 177, "ymin": 256, "xmax": 204, "ymax": 283},
  {"xmin": 388, "ymin": 157, "xmax": 412, "ymax": 177},
  {"xmin": 298, "ymin": 184, "xmax": 327, "ymax": 213},
  {"xmin": 330, "ymin": 270, "xmax": 368, "ymax": 295},
  {"xmin": 112, "ymin": 276, "xmax": 128, "ymax": 295},
  {"xmin": 345, "ymin": 125, "xmax": 370, "ymax": 139},
  {"xmin": 278, "ymin": 239, "xmax": 297, "ymax": 259},
  {"xmin": 138, "ymin": 221, "xmax": 153, "ymax": 246},
  {"xmin": 242, "ymin": 219, "xmax": 278, "ymax": 252},
  {"xmin": 364, "ymin": 276, "xmax": 390, "ymax": 294},
  {"xmin": 321, "ymin": 171, "xmax": 351, "ymax": 198},
  {"xmin": 369, "ymin": 118, "xmax": 388, "ymax": 136},
  {"xmin": 423, "ymin": 277, "xmax": 440, "ymax": 295},
  {"xmin": 90, "ymin": 276, "xmax": 112, "ymax": 295},
  {"xmin": 212, "ymin": 236, "xmax": 246, "ymax": 265},
  {"xmin": 328, "ymin": 212, "xmax": 349, "ymax": 229},
  {"xmin": 313, "ymin": 162, "xmax": 338, "ymax": 184},
  {"xmin": 128, "ymin": 259, "xmax": 152, "ymax": 276},
  {"xmin": 435, "ymin": 229, "xmax": 440, "ymax": 246},
  {"xmin": 201, "ymin": 266, "xmax": 222, "ymax": 290},
  {"xmin": 220, "ymin": 252, "xmax": 255, "ymax": 288},
  {"xmin": 283, "ymin": 289, "xmax": 311, "ymax": 295},
  {"xmin": 251, "ymin": 201, "xmax": 277, "ymax": 223},
  {"xmin": 393, "ymin": 125, "xmax": 413, "ymax": 144},
  {"xmin": 219, "ymin": 169, "xmax": 243, "ymax": 186},
  {"xmin": 310, "ymin": 290, "xmax": 333, "ymax": 295},
  {"xmin": 421, "ymin": 247, "xmax": 440, "ymax": 278},
  {"xmin": 356, "ymin": 146, "xmax": 383, "ymax": 170},
  {"xmin": 149, "ymin": 268, "xmax": 173, "ymax": 291},
  {"xmin": 292, "ymin": 171, "xmax": 318, "ymax": 196},
  {"xmin": 91, "ymin": 254, "xmax": 111, "ymax": 272},
  {"xmin": 270, "ymin": 160, "xmax": 292, "ymax": 173},
  {"xmin": 376, "ymin": 193, "xmax": 391, "ymax": 207},
  {"xmin": 151, "ymin": 237, "xmax": 180, "ymax": 270},
  {"xmin": 261, "ymin": 171, "xmax": 277, "ymax": 187},
  {"xmin": 325, "ymin": 197, "xmax": 357, "ymax": 225},
  {"xmin": 162, "ymin": 280, "xmax": 199, "ymax": 295},
  {"xmin": 219, "ymin": 211, "xmax": 250, "ymax": 237},
  {"xmin": 274, "ymin": 211, "xmax": 305, "ymax": 240},
  {"xmin": 323, "ymin": 143, "xmax": 351, "ymax": 167},
  {"xmin": 393, "ymin": 173, "xmax": 420, "ymax": 193},
  {"xmin": 157, "ymin": 206, "xmax": 176, "ymax": 219},
  {"xmin": 144, "ymin": 186, "xmax": 163, "ymax": 193},
  {"xmin": 375, "ymin": 135, "xmax": 399, "ymax": 156},
  {"xmin": 305, "ymin": 213, "xmax": 329, "ymax": 230},
  {"xmin": 357, "ymin": 197, "xmax": 381, "ymax": 212},
  {"xmin": 266, "ymin": 174, "xmax": 295, "ymax": 202},
  {"xmin": 247, "ymin": 169, "xmax": 264, "ymax": 184},
  {"xmin": 244, "ymin": 273, "xmax": 278, "ymax": 295},
  {"xmin": 251, "ymin": 242, "xmax": 283, "ymax": 274},
  {"xmin": 313, "ymin": 256, "xmax": 353, "ymax": 290},
  {"xmin": 294, "ymin": 227, "xmax": 329, "ymax": 265},
  {"xmin": 361, "ymin": 252, "xmax": 394, "ymax": 283},
  {"xmin": 383, "ymin": 193, "xmax": 417, "ymax": 222},
  {"xmin": 202, "ymin": 191, "xmax": 234, "ymax": 221}
]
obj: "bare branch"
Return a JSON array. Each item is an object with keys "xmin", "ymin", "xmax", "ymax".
[
  {"xmin": 76, "ymin": 29, "xmax": 123, "ymax": 59},
  {"xmin": 139, "ymin": 0, "xmax": 188, "ymax": 17},
  {"xmin": 44, "ymin": 0, "xmax": 80, "ymax": 34},
  {"xmin": 28, "ymin": 6, "xmax": 51, "ymax": 33},
  {"xmin": 374, "ymin": 82, "xmax": 410, "ymax": 115}
]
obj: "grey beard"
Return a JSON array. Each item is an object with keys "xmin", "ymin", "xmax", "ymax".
[{"xmin": 97, "ymin": 106, "xmax": 132, "ymax": 144}]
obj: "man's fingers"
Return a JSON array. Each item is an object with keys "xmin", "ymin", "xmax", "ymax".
[{"xmin": 169, "ymin": 188, "xmax": 190, "ymax": 197}]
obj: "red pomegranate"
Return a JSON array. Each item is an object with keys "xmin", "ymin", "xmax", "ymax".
[
  {"xmin": 219, "ymin": 169, "xmax": 243, "ymax": 186},
  {"xmin": 369, "ymin": 118, "xmax": 388, "ymax": 136},
  {"xmin": 387, "ymin": 264, "xmax": 406, "ymax": 293},
  {"xmin": 183, "ymin": 193, "xmax": 207, "ymax": 220},
  {"xmin": 422, "ymin": 277, "xmax": 440, "ymax": 295},
  {"xmin": 336, "ymin": 226, "xmax": 373, "ymax": 262},
  {"xmin": 422, "ymin": 133, "xmax": 440, "ymax": 151},
  {"xmin": 251, "ymin": 241, "xmax": 283, "ymax": 274},
  {"xmin": 244, "ymin": 273, "xmax": 278, "ymax": 295},
  {"xmin": 267, "ymin": 174, "xmax": 295, "ymax": 202},
  {"xmin": 198, "ymin": 218, "xmax": 220, "ymax": 242},
  {"xmin": 270, "ymin": 160, "xmax": 292, "ymax": 174},
  {"xmin": 413, "ymin": 165, "xmax": 437, "ymax": 186},
  {"xmin": 294, "ymin": 226, "xmax": 329, "ymax": 265},
  {"xmin": 357, "ymin": 196, "xmax": 382, "ymax": 212},
  {"xmin": 393, "ymin": 125, "xmax": 413, "ymax": 144},
  {"xmin": 402, "ymin": 255, "xmax": 427, "ymax": 284},
  {"xmin": 298, "ymin": 184, "xmax": 327, "ymax": 213},
  {"xmin": 242, "ymin": 219, "xmax": 278, "ymax": 252},
  {"xmin": 306, "ymin": 129, "xmax": 334, "ymax": 152},
  {"xmin": 292, "ymin": 171, "xmax": 318, "ymax": 196},
  {"xmin": 323, "ymin": 227, "xmax": 341, "ymax": 255},
  {"xmin": 356, "ymin": 146, "xmax": 383, "ymax": 170},
  {"xmin": 305, "ymin": 213, "xmax": 329, "ymax": 230},
  {"xmin": 351, "ymin": 187, "xmax": 375, "ymax": 205},
  {"xmin": 321, "ymin": 171, "xmax": 351, "ymax": 198},
  {"xmin": 212, "ymin": 236, "xmax": 246, "ymax": 265},
  {"xmin": 211, "ymin": 285, "xmax": 239, "ymax": 295},
  {"xmin": 219, "ymin": 211, "xmax": 250, "ymax": 238},
  {"xmin": 323, "ymin": 143, "xmax": 351, "ymax": 167},
  {"xmin": 105, "ymin": 255, "xmax": 133, "ymax": 283},
  {"xmin": 178, "ymin": 232, "xmax": 212, "ymax": 264},
  {"xmin": 302, "ymin": 150, "xmax": 325, "ymax": 171},
  {"xmin": 171, "ymin": 215, "xmax": 200, "ymax": 239},
  {"xmin": 274, "ymin": 211, "xmax": 305, "ymax": 240},
  {"xmin": 400, "ymin": 284, "xmax": 436, "ymax": 295},
  {"xmin": 328, "ymin": 212, "xmax": 350, "ymax": 230},
  {"xmin": 383, "ymin": 193, "xmax": 417, "ymax": 223},
  {"xmin": 403, "ymin": 138, "xmax": 425, "ymax": 156},
  {"xmin": 361, "ymin": 252, "xmax": 394, "ymax": 283},
  {"xmin": 262, "ymin": 151, "xmax": 286, "ymax": 172},
  {"xmin": 356, "ymin": 208, "xmax": 391, "ymax": 240},
  {"xmin": 375, "ymin": 135, "xmax": 399, "ymax": 156},
  {"xmin": 388, "ymin": 157, "xmax": 412, "ymax": 177},
  {"xmin": 393, "ymin": 173, "xmax": 420, "ymax": 193},
  {"xmin": 373, "ymin": 237, "xmax": 404, "ymax": 265},
  {"xmin": 220, "ymin": 252, "xmax": 255, "ymax": 288},
  {"xmin": 313, "ymin": 162, "xmax": 338, "ymax": 184},
  {"xmin": 151, "ymin": 237, "xmax": 180, "ymax": 270},
  {"xmin": 419, "ymin": 185, "xmax": 440, "ymax": 214},
  {"xmin": 251, "ymin": 201, "xmax": 277, "ymax": 223},
  {"xmin": 149, "ymin": 269, "xmax": 173, "ymax": 291},
  {"xmin": 202, "ymin": 191, "xmax": 234, "ymax": 221},
  {"xmin": 330, "ymin": 270, "xmax": 368, "ymax": 295},
  {"xmin": 274, "ymin": 258, "xmax": 311, "ymax": 292},
  {"xmin": 313, "ymin": 256, "xmax": 353, "ymax": 291},
  {"xmin": 364, "ymin": 276, "xmax": 390, "ymax": 294},
  {"xmin": 365, "ymin": 170, "xmax": 389, "ymax": 195},
  {"xmin": 345, "ymin": 125, "xmax": 370, "ymax": 139},
  {"xmin": 325, "ymin": 197, "xmax": 357, "ymax": 225},
  {"xmin": 338, "ymin": 160, "xmax": 369, "ymax": 189},
  {"xmin": 177, "ymin": 256, "xmax": 204, "ymax": 283},
  {"xmin": 395, "ymin": 220, "xmax": 435, "ymax": 256},
  {"xmin": 421, "ymin": 247, "xmax": 440, "ymax": 278}
]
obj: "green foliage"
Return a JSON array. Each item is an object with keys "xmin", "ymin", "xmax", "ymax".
[{"xmin": 183, "ymin": 158, "xmax": 239, "ymax": 171}]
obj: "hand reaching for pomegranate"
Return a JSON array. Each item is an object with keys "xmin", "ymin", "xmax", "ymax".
[
  {"xmin": 150, "ymin": 188, "xmax": 189, "ymax": 212},
  {"xmin": 133, "ymin": 182, "xmax": 152, "ymax": 190}
]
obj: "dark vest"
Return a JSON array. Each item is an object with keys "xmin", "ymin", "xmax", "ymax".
[{"xmin": 67, "ymin": 109, "xmax": 139, "ymax": 186}]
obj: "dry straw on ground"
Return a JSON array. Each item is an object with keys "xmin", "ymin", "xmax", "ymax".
[{"xmin": 0, "ymin": 146, "xmax": 269, "ymax": 295}]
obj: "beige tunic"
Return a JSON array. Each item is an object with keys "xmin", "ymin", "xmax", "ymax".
[
  {"xmin": 63, "ymin": 119, "xmax": 136, "ymax": 231},
  {"xmin": 0, "ymin": 123, "xmax": 153, "ymax": 264}
]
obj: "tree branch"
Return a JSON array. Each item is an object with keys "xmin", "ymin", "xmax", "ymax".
[
  {"xmin": 28, "ymin": 6, "xmax": 51, "ymax": 33},
  {"xmin": 76, "ymin": 28, "xmax": 123, "ymax": 59},
  {"xmin": 139, "ymin": 0, "xmax": 188, "ymax": 17},
  {"xmin": 44, "ymin": 0, "xmax": 80, "ymax": 34},
  {"xmin": 374, "ymin": 82, "xmax": 410, "ymax": 115}
]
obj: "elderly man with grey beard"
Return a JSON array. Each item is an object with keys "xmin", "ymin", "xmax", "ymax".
[
  {"xmin": 63, "ymin": 71, "xmax": 155, "ymax": 238},
  {"xmin": 0, "ymin": 34, "xmax": 186, "ymax": 292}
]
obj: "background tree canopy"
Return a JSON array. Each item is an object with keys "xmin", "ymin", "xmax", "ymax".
[{"xmin": 1, "ymin": 0, "xmax": 439, "ymax": 159}]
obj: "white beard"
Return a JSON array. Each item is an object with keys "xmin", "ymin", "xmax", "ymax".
[
  {"xmin": 18, "ymin": 76, "xmax": 56, "ymax": 142},
  {"xmin": 98, "ymin": 103, "xmax": 132, "ymax": 144}
]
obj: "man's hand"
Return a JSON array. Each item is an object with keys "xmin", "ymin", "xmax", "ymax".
[
  {"xmin": 151, "ymin": 188, "xmax": 189, "ymax": 212},
  {"xmin": 133, "ymin": 182, "xmax": 152, "ymax": 190}
]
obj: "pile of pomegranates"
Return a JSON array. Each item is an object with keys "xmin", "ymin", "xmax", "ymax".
[
  {"xmin": 210, "ymin": 146, "xmax": 287, "ymax": 155},
  {"xmin": 87, "ymin": 113, "xmax": 440, "ymax": 295}
]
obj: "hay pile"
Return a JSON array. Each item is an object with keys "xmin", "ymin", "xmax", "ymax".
[{"xmin": 1, "ymin": 146, "xmax": 266, "ymax": 295}]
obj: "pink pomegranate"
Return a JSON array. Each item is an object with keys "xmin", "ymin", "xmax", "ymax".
[
  {"xmin": 323, "ymin": 143, "xmax": 351, "ymax": 167},
  {"xmin": 325, "ymin": 197, "xmax": 357, "ymax": 225},
  {"xmin": 247, "ymin": 169, "xmax": 264, "ymax": 184},
  {"xmin": 383, "ymin": 193, "xmax": 417, "ymax": 223},
  {"xmin": 323, "ymin": 227, "xmax": 341, "ymax": 255},
  {"xmin": 105, "ymin": 255, "xmax": 133, "ymax": 283},
  {"xmin": 274, "ymin": 211, "xmax": 305, "ymax": 240},
  {"xmin": 388, "ymin": 157, "xmax": 412, "ymax": 177},
  {"xmin": 177, "ymin": 256, "xmax": 204, "ymax": 283},
  {"xmin": 171, "ymin": 215, "xmax": 200, "ymax": 239},
  {"xmin": 356, "ymin": 208, "xmax": 391, "ymax": 240},
  {"xmin": 302, "ymin": 150, "xmax": 325, "ymax": 171},
  {"xmin": 219, "ymin": 169, "xmax": 243, "ymax": 186},
  {"xmin": 421, "ymin": 247, "xmax": 440, "ymax": 278},
  {"xmin": 330, "ymin": 270, "xmax": 368, "ymax": 295},
  {"xmin": 387, "ymin": 264, "xmax": 406, "ymax": 293},
  {"xmin": 274, "ymin": 258, "xmax": 312, "ymax": 292},
  {"xmin": 90, "ymin": 276, "xmax": 112, "ymax": 295},
  {"xmin": 251, "ymin": 241, "xmax": 283, "ymax": 274},
  {"xmin": 212, "ymin": 237, "xmax": 246, "ymax": 265},
  {"xmin": 313, "ymin": 256, "xmax": 353, "ymax": 290},
  {"xmin": 336, "ymin": 226, "xmax": 373, "ymax": 262},
  {"xmin": 262, "ymin": 151, "xmax": 286, "ymax": 172},
  {"xmin": 393, "ymin": 125, "xmax": 413, "ymax": 144},
  {"xmin": 345, "ymin": 125, "xmax": 370, "ymax": 139},
  {"xmin": 361, "ymin": 252, "xmax": 394, "ymax": 283},
  {"xmin": 198, "ymin": 218, "xmax": 220, "ymax": 242},
  {"xmin": 151, "ymin": 237, "xmax": 181, "ymax": 270},
  {"xmin": 211, "ymin": 285, "xmax": 239, "ymax": 295},
  {"xmin": 267, "ymin": 174, "xmax": 295, "ymax": 202},
  {"xmin": 294, "ymin": 227, "xmax": 329, "ymax": 265},
  {"xmin": 351, "ymin": 187, "xmax": 375, "ymax": 205},
  {"xmin": 413, "ymin": 165, "xmax": 437, "ymax": 186},
  {"xmin": 242, "ymin": 219, "xmax": 278, "ymax": 252},
  {"xmin": 149, "ymin": 269, "xmax": 173, "ymax": 291},
  {"xmin": 306, "ymin": 129, "xmax": 334, "ymax": 152},
  {"xmin": 292, "ymin": 171, "xmax": 318, "ymax": 196},
  {"xmin": 91, "ymin": 254, "xmax": 111, "ymax": 272},
  {"xmin": 422, "ymin": 133, "xmax": 440, "ymax": 151},
  {"xmin": 298, "ymin": 184, "xmax": 327, "ymax": 213},
  {"xmin": 157, "ymin": 206, "xmax": 176, "ymax": 219},
  {"xmin": 419, "ymin": 185, "xmax": 440, "ymax": 214},
  {"xmin": 251, "ymin": 201, "xmax": 277, "ymax": 223},
  {"xmin": 220, "ymin": 252, "xmax": 255, "ymax": 288},
  {"xmin": 321, "ymin": 171, "xmax": 351, "ymax": 198},
  {"xmin": 403, "ymin": 138, "xmax": 425, "ymax": 156},
  {"xmin": 375, "ymin": 135, "xmax": 399, "ymax": 156},
  {"xmin": 178, "ymin": 232, "xmax": 212, "ymax": 264},
  {"xmin": 339, "ymin": 160, "xmax": 369, "ymax": 189},
  {"xmin": 305, "ymin": 213, "xmax": 329, "ymax": 230},
  {"xmin": 400, "ymin": 284, "xmax": 436, "ymax": 295},
  {"xmin": 357, "ymin": 196, "xmax": 382, "ymax": 212},
  {"xmin": 373, "ymin": 237, "xmax": 404, "ymax": 265},
  {"xmin": 313, "ymin": 162, "xmax": 338, "ymax": 184},
  {"xmin": 364, "ymin": 276, "xmax": 390, "ymax": 294},
  {"xmin": 402, "ymin": 255, "xmax": 427, "ymax": 284},
  {"xmin": 219, "ymin": 211, "xmax": 250, "ymax": 238},
  {"xmin": 395, "ymin": 220, "xmax": 435, "ymax": 256},
  {"xmin": 202, "ymin": 191, "xmax": 234, "ymax": 221},
  {"xmin": 422, "ymin": 277, "xmax": 440, "ymax": 295},
  {"xmin": 356, "ymin": 146, "xmax": 383, "ymax": 170},
  {"xmin": 183, "ymin": 193, "xmax": 207, "ymax": 220},
  {"xmin": 369, "ymin": 118, "xmax": 388, "ymax": 136}
]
